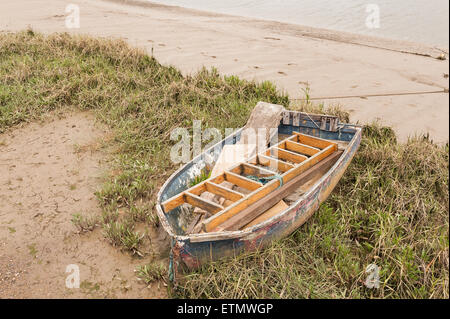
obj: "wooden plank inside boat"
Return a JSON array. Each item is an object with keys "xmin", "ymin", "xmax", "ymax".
[
  {"xmin": 224, "ymin": 171, "xmax": 263, "ymax": 191},
  {"xmin": 185, "ymin": 192, "xmax": 224, "ymax": 214},
  {"xmin": 161, "ymin": 130, "xmax": 338, "ymax": 234},
  {"xmin": 205, "ymin": 182, "xmax": 244, "ymax": 202},
  {"xmin": 201, "ymin": 136, "xmax": 338, "ymax": 232},
  {"xmin": 255, "ymin": 154, "xmax": 294, "ymax": 173},
  {"xmin": 213, "ymin": 150, "xmax": 343, "ymax": 232},
  {"xmin": 285, "ymin": 140, "xmax": 320, "ymax": 156},
  {"xmin": 267, "ymin": 147, "xmax": 307, "ymax": 163},
  {"xmin": 242, "ymin": 200, "xmax": 289, "ymax": 230},
  {"xmin": 293, "ymin": 132, "xmax": 333, "ymax": 149}
]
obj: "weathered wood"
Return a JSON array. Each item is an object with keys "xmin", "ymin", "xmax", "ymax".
[
  {"xmin": 186, "ymin": 213, "xmax": 203, "ymax": 234},
  {"xmin": 203, "ymin": 178, "xmax": 280, "ymax": 232},
  {"xmin": 162, "ymin": 127, "xmax": 338, "ymax": 229},
  {"xmin": 320, "ymin": 117, "xmax": 327, "ymax": 130},
  {"xmin": 240, "ymin": 163, "xmax": 276, "ymax": 177},
  {"xmin": 213, "ymin": 150, "xmax": 343, "ymax": 231},
  {"xmin": 161, "ymin": 193, "xmax": 185, "ymax": 212},
  {"xmin": 268, "ymin": 147, "xmax": 308, "ymax": 163},
  {"xmin": 189, "ymin": 231, "xmax": 244, "ymax": 243},
  {"xmin": 185, "ymin": 192, "xmax": 224, "ymax": 214},
  {"xmin": 189, "ymin": 183, "xmax": 207, "ymax": 196},
  {"xmin": 256, "ymin": 154, "xmax": 294, "ymax": 173},
  {"xmin": 292, "ymin": 112, "xmax": 300, "ymax": 126},
  {"xmin": 200, "ymin": 137, "xmax": 338, "ymax": 232},
  {"xmin": 210, "ymin": 144, "xmax": 250, "ymax": 178},
  {"xmin": 282, "ymin": 112, "xmax": 290, "ymax": 125},
  {"xmin": 291, "ymin": 111, "xmax": 337, "ymax": 123},
  {"xmin": 191, "ymin": 212, "xmax": 212, "ymax": 234},
  {"xmin": 242, "ymin": 200, "xmax": 289, "ymax": 229},
  {"xmin": 293, "ymin": 132, "xmax": 334, "ymax": 149},
  {"xmin": 277, "ymin": 141, "xmax": 287, "ymax": 149},
  {"xmin": 281, "ymin": 111, "xmax": 339, "ymax": 131},
  {"xmin": 283, "ymin": 143, "xmax": 337, "ymax": 182},
  {"xmin": 224, "ymin": 171, "xmax": 262, "ymax": 191},
  {"xmin": 161, "ymin": 128, "xmax": 299, "ymax": 214},
  {"xmin": 205, "ymin": 182, "xmax": 244, "ymax": 202},
  {"xmin": 162, "ymin": 174, "xmax": 219, "ymax": 212},
  {"xmin": 285, "ymin": 140, "xmax": 320, "ymax": 156},
  {"xmin": 330, "ymin": 118, "xmax": 338, "ymax": 131},
  {"xmin": 210, "ymin": 173, "xmax": 226, "ymax": 184}
]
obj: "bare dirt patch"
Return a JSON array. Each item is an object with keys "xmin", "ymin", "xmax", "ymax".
[{"xmin": 0, "ymin": 112, "xmax": 167, "ymax": 298}]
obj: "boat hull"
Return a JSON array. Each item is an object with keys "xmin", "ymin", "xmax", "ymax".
[{"xmin": 156, "ymin": 113, "xmax": 362, "ymax": 273}]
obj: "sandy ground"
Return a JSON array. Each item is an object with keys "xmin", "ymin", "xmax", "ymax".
[
  {"xmin": 0, "ymin": 112, "xmax": 167, "ymax": 298},
  {"xmin": 0, "ymin": 0, "xmax": 448, "ymax": 143}
]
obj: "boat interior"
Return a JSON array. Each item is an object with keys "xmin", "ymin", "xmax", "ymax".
[{"xmin": 159, "ymin": 114, "xmax": 357, "ymax": 236}]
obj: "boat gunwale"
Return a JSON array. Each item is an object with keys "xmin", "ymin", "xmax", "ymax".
[{"xmin": 156, "ymin": 113, "xmax": 362, "ymax": 243}]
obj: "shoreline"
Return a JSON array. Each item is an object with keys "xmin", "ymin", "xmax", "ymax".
[
  {"xmin": 0, "ymin": 0, "xmax": 448, "ymax": 143},
  {"xmin": 108, "ymin": 0, "xmax": 449, "ymax": 58}
]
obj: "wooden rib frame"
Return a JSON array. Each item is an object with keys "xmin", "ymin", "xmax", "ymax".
[
  {"xmin": 161, "ymin": 131, "xmax": 338, "ymax": 230},
  {"xmin": 285, "ymin": 140, "xmax": 320, "ymax": 156}
]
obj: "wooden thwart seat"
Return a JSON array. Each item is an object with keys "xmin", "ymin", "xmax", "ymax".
[
  {"xmin": 230, "ymin": 163, "xmax": 275, "ymax": 177},
  {"xmin": 223, "ymin": 171, "xmax": 262, "ymax": 191},
  {"xmin": 185, "ymin": 192, "xmax": 224, "ymax": 214},
  {"xmin": 204, "ymin": 182, "xmax": 244, "ymax": 202},
  {"xmin": 285, "ymin": 140, "xmax": 320, "ymax": 156},
  {"xmin": 253, "ymin": 154, "xmax": 294, "ymax": 173},
  {"xmin": 161, "ymin": 131, "xmax": 338, "ymax": 232},
  {"xmin": 267, "ymin": 147, "xmax": 308, "ymax": 163}
]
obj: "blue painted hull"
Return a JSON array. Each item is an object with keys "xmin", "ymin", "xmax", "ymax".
[{"xmin": 156, "ymin": 111, "xmax": 362, "ymax": 271}]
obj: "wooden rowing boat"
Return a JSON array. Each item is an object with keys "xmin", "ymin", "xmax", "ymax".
[{"xmin": 156, "ymin": 110, "xmax": 362, "ymax": 275}]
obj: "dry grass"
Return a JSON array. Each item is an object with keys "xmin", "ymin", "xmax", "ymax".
[{"xmin": 0, "ymin": 31, "xmax": 448, "ymax": 299}]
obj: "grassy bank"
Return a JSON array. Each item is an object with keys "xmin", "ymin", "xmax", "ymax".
[{"xmin": 0, "ymin": 31, "xmax": 448, "ymax": 298}]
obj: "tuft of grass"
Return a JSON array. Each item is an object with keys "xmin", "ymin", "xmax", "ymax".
[
  {"xmin": 128, "ymin": 203, "xmax": 159, "ymax": 227},
  {"xmin": 135, "ymin": 262, "xmax": 167, "ymax": 284},
  {"xmin": 103, "ymin": 221, "xmax": 145, "ymax": 256},
  {"xmin": 27, "ymin": 243, "xmax": 38, "ymax": 258},
  {"xmin": 189, "ymin": 169, "xmax": 211, "ymax": 187},
  {"xmin": 71, "ymin": 213, "xmax": 99, "ymax": 232}
]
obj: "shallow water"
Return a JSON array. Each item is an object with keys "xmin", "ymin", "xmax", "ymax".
[{"xmin": 150, "ymin": 0, "xmax": 449, "ymax": 47}]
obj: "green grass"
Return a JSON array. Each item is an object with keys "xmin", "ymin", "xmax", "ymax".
[
  {"xmin": 189, "ymin": 169, "xmax": 212, "ymax": 187},
  {"xmin": 103, "ymin": 220, "xmax": 145, "ymax": 256},
  {"xmin": 0, "ymin": 31, "xmax": 448, "ymax": 299},
  {"xmin": 136, "ymin": 262, "xmax": 167, "ymax": 284},
  {"xmin": 27, "ymin": 243, "xmax": 38, "ymax": 258}
]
